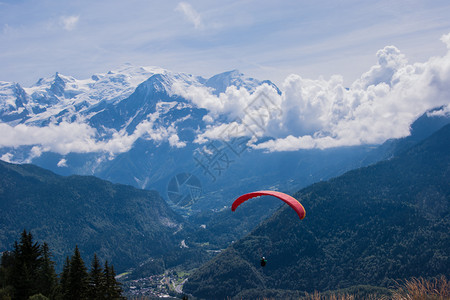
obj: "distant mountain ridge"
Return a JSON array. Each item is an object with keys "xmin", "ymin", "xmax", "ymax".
[{"xmin": 183, "ymin": 123, "xmax": 450, "ymax": 299}]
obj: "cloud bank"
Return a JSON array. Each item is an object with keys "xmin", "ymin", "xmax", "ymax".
[
  {"xmin": 0, "ymin": 114, "xmax": 185, "ymax": 159},
  {"xmin": 176, "ymin": 33, "xmax": 450, "ymax": 152}
]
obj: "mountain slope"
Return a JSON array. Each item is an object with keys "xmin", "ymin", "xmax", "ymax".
[
  {"xmin": 0, "ymin": 160, "xmax": 189, "ymax": 272},
  {"xmin": 183, "ymin": 124, "xmax": 450, "ymax": 299}
]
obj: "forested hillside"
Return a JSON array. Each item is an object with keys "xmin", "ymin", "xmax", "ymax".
[
  {"xmin": 0, "ymin": 161, "xmax": 194, "ymax": 272},
  {"xmin": 184, "ymin": 124, "xmax": 450, "ymax": 299}
]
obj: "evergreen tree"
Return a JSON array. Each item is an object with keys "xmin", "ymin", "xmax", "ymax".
[
  {"xmin": 88, "ymin": 254, "xmax": 104, "ymax": 300},
  {"xmin": 10, "ymin": 230, "xmax": 42, "ymax": 300},
  {"xmin": 102, "ymin": 261, "xmax": 112, "ymax": 299},
  {"xmin": 0, "ymin": 250, "xmax": 13, "ymax": 288},
  {"xmin": 59, "ymin": 256, "xmax": 71, "ymax": 299},
  {"xmin": 37, "ymin": 243, "xmax": 57, "ymax": 298},
  {"xmin": 0, "ymin": 250, "xmax": 14, "ymax": 298},
  {"xmin": 66, "ymin": 246, "xmax": 89, "ymax": 300},
  {"xmin": 108, "ymin": 265, "xmax": 123, "ymax": 299},
  {"xmin": 102, "ymin": 261, "xmax": 124, "ymax": 299}
]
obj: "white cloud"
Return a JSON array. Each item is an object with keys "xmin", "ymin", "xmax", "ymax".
[
  {"xmin": 441, "ymin": 32, "xmax": 450, "ymax": 49},
  {"xmin": 174, "ymin": 82, "xmax": 283, "ymax": 142},
  {"xmin": 0, "ymin": 122, "xmax": 96, "ymax": 154},
  {"xmin": 0, "ymin": 115, "xmax": 186, "ymax": 158},
  {"xmin": 427, "ymin": 106, "xmax": 450, "ymax": 117},
  {"xmin": 57, "ymin": 158, "xmax": 68, "ymax": 167},
  {"xmin": 168, "ymin": 134, "xmax": 186, "ymax": 148},
  {"xmin": 60, "ymin": 15, "xmax": 79, "ymax": 31},
  {"xmin": 356, "ymin": 46, "xmax": 407, "ymax": 89},
  {"xmin": 175, "ymin": 2, "xmax": 203, "ymax": 29},
  {"xmin": 1, "ymin": 153, "xmax": 13, "ymax": 162},
  {"xmin": 30, "ymin": 146, "xmax": 43, "ymax": 160}
]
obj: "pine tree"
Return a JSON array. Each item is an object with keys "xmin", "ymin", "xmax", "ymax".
[
  {"xmin": 102, "ymin": 261, "xmax": 112, "ymax": 299},
  {"xmin": 0, "ymin": 250, "xmax": 15, "ymax": 298},
  {"xmin": 37, "ymin": 243, "xmax": 57, "ymax": 298},
  {"xmin": 59, "ymin": 256, "xmax": 71, "ymax": 299},
  {"xmin": 0, "ymin": 250, "xmax": 14, "ymax": 288},
  {"xmin": 88, "ymin": 254, "xmax": 104, "ymax": 300},
  {"xmin": 10, "ymin": 230, "xmax": 42, "ymax": 300},
  {"xmin": 102, "ymin": 261, "xmax": 124, "ymax": 299},
  {"xmin": 108, "ymin": 265, "xmax": 124, "ymax": 299},
  {"xmin": 66, "ymin": 245, "xmax": 89, "ymax": 300}
]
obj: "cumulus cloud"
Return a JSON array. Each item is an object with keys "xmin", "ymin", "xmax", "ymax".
[
  {"xmin": 175, "ymin": 2, "xmax": 203, "ymax": 29},
  {"xmin": 1, "ymin": 153, "xmax": 13, "ymax": 163},
  {"xmin": 0, "ymin": 115, "xmax": 186, "ymax": 158},
  {"xmin": 60, "ymin": 15, "xmax": 79, "ymax": 31},
  {"xmin": 57, "ymin": 158, "xmax": 68, "ymax": 167},
  {"xmin": 0, "ymin": 122, "xmax": 96, "ymax": 154},
  {"xmin": 173, "ymin": 81, "xmax": 283, "ymax": 142},
  {"xmin": 441, "ymin": 32, "xmax": 450, "ymax": 49},
  {"xmin": 357, "ymin": 46, "xmax": 407, "ymax": 89},
  {"xmin": 176, "ymin": 33, "xmax": 450, "ymax": 152},
  {"xmin": 168, "ymin": 134, "xmax": 186, "ymax": 148}
]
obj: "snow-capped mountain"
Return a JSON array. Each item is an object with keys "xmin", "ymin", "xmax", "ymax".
[
  {"xmin": 0, "ymin": 64, "xmax": 273, "ymax": 133},
  {"xmin": 0, "ymin": 65, "xmax": 284, "ymax": 209},
  {"xmin": 0, "ymin": 65, "xmax": 180, "ymax": 126},
  {"xmin": 0, "ymin": 81, "xmax": 29, "ymax": 123},
  {"xmin": 205, "ymin": 69, "xmax": 281, "ymax": 95}
]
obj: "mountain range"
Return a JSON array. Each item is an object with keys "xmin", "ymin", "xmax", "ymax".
[
  {"xmin": 2, "ymin": 66, "xmax": 449, "ymax": 219},
  {"xmin": 0, "ymin": 66, "xmax": 278, "ymax": 206}
]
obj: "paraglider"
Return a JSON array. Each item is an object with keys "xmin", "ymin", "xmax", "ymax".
[
  {"xmin": 231, "ymin": 190, "xmax": 306, "ymax": 220},
  {"xmin": 231, "ymin": 190, "xmax": 306, "ymax": 267}
]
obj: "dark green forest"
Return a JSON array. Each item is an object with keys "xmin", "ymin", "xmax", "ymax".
[
  {"xmin": 0, "ymin": 160, "xmax": 195, "ymax": 273},
  {"xmin": 0, "ymin": 230, "xmax": 123, "ymax": 299},
  {"xmin": 183, "ymin": 124, "xmax": 450, "ymax": 299}
]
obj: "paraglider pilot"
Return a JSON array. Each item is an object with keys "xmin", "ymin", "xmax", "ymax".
[{"xmin": 260, "ymin": 256, "xmax": 267, "ymax": 267}]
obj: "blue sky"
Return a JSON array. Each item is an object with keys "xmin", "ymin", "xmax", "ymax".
[{"xmin": 1, "ymin": 0, "xmax": 450, "ymax": 86}]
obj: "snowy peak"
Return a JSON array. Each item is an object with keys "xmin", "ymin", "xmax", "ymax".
[
  {"xmin": 205, "ymin": 69, "xmax": 263, "ymax": 94},
  {"xmin": 0, "ymin": 82, "xmax": 30, "ymax": 122},
  {"xmin": 85, "ymin": 65, "xmax": 173, "ymax": 105},
  {"xmin": 0, "ymin": 82, "xmax": 26, "ymax": 109},
  {"xmin": 87, "ymin": 70, "xmax": 204, "ymax": 132},
  {"xmin": 137, "ymin": 73, "xmax": 174, "ymax": 95},
  {"xmin": 50, "ymin": 72, "xmax": 66, "ymax": 96},
  {"xmin": 26, "ymin": 72, "xmax": 86, "ymax": 107},
  {"xmin": 135, "ymin": 71, "xmax": 202, "ymax": 97}
]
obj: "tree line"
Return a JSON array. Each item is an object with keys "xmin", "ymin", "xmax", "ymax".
[{"xmin": 0, "ymin": 230, "xmax": 124, "ymax": 299}]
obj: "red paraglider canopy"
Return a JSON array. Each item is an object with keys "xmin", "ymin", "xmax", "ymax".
[{"xmin": 231, "ymin": 190, "xmax": 306, "ymax": 220}]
